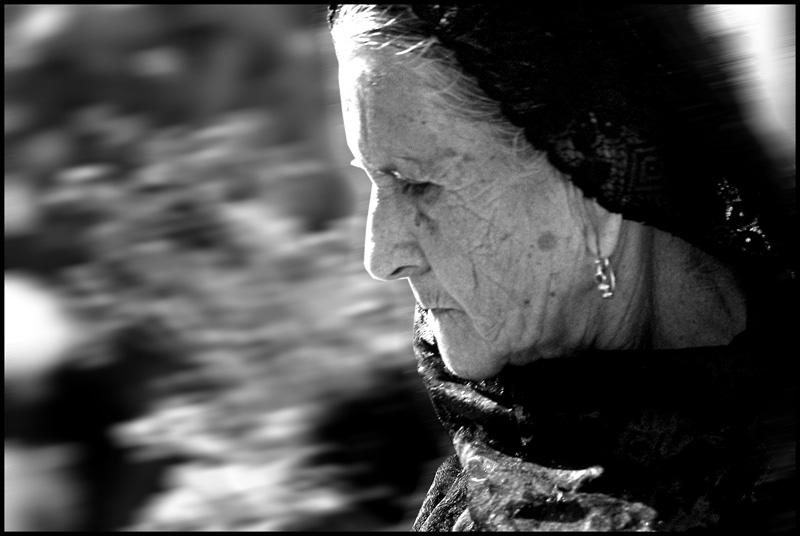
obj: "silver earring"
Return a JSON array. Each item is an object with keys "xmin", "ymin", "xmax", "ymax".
[{"xmin": 593, "ymin": 257, "xmax": 616, "ymax": 299}]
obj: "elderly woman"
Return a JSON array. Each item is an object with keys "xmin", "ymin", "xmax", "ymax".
[{"xmin": 329, "ymin": 5, "xmax": 794, "ymax": 532}]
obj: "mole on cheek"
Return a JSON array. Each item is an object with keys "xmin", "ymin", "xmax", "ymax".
[{"xmin": 537, "ymin": 231, "xmax": 558, "ymax": 251}]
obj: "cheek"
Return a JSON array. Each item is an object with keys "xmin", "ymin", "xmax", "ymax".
[
  {"xmin": 416, "ymin": 180, "xmax": 577, "ymax": 296},
  {"xmin": 421, "ymin": 194, "xmax": 533, "ymax": 284},
  {"xmin": 413, "ymin": 207, "xmax": 438, "ymax": 235}
]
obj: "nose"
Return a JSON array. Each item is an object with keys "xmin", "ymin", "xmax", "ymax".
[{"xmin": 364, "ymin": 187, "xmax": 426, "ymax": 281}]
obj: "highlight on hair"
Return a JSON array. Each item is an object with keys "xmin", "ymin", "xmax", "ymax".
[{"xmin": 331, "ymin": 5, "xmax": 540, "ymax": 162}]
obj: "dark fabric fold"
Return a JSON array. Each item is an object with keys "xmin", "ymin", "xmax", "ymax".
[{"xmin": 411, "ymin": 305, "xmax": 795, "ymax": 531}]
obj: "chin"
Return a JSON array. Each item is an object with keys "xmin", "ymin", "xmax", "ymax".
[
  {"xmin": 439, "ymin": 343, "xmax": 509, "ymax": 381},
  {"xmin": 428, "ymin": 308, "xmax": 513, "ymax": 380}
]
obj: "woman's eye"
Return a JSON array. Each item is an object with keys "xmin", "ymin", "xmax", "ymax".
[
  {"xmin": 383, "ymin": 170, "xmax": 431, "ymax": 197},
  {"xmin": 399, "ymin": 181, "xmax": 432, "ymax": 196}
]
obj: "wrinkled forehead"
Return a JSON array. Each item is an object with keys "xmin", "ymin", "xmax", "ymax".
[{"xmin": 334, "ymin": 43, "xmax": 478, "ymax": 173}]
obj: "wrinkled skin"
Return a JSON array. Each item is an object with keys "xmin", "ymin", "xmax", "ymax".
[{"xmin": 335, "ymin": 44, "xmax": 629, "ymax": 380}]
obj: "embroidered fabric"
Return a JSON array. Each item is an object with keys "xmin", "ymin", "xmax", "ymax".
[{"xmin": 411, "ymin": 306, "xmax": 789, "ymax": 531}]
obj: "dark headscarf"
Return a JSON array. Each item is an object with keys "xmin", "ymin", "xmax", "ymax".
[{"xmin": 328, "ymin": 5, "xmax": 795, "ymax": 283}]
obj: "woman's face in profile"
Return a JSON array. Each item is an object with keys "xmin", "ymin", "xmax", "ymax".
[{"xmin": 337, "ymin": 44, "xmax": 595, "ymax": 380}]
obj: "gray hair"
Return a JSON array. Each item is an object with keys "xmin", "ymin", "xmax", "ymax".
[{"xmin": 331, "ymin": 5, "xmax": 539, "ymax": 162}]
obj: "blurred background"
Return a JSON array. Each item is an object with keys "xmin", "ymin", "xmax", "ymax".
[{"xmin": 5, "ymin": 5, "xmax": 451, "ymax": 531}]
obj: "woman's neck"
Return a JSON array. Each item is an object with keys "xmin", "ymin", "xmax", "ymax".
[{"xmin": 595, "ymin": 221, "xmax": 747, "ymax": 351}]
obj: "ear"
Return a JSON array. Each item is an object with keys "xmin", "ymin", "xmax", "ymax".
[{"xmin": 581, "ymin": 197, "xmax": 624, "ymax": 259}]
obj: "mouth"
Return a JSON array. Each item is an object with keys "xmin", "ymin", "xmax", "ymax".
[
  {"xmin": 409, "ymin": 279, "xmax": 460, "ymax": 314},
  {"xmin": 422, "ymin": 305, "xmax": 458, "ymax": 313}
]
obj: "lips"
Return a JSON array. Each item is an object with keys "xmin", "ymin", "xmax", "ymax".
[
  {"xmin": 409, "ymin": 279, "xmax": 461, "ymax": 313},
  {"xmin": 418, "ymin": 303, "xmax": 458, "ymax": 313},
  {"xmin": 412, "ymin": 292, "xmax": 455, "ymax": 312}
]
